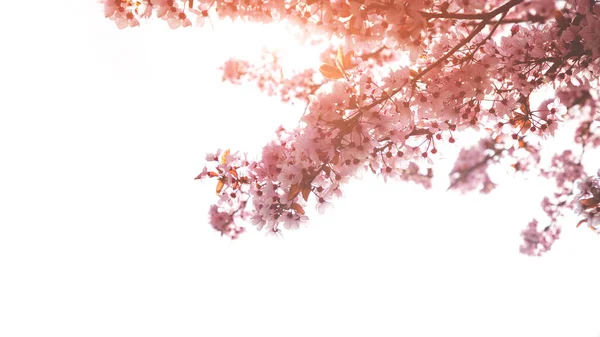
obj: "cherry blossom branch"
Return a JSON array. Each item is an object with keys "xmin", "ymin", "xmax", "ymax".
[
  {"xmin": 153, "ymin": 0, "xmax": 600, "ymax": 246},
  {"xmin": 344, "ymin": 5, "xmax": 515, "ymax": 123},
  {"xmin": 419, "ymin": 0, "xmax": 524, "ymax": 20},
  {"xmin": 343, "ymin": 0, "xmax": 523, "ymax": 135},
  {"xmin": 416, "ymin": 0, "xmax": 522, "ymax": 82},
  {"xmin": 419, "ymin": 11, "xmax": 500, "ymax": 20},
  {"xmin": 462, "ymin": 11, "xmax": 508, "ymax": 64},
  {"xmin": 447, "ymin": 147, "xmax": 501, "ymax": 191},
  {"xmin": 464, "ymin": 15, "xmax": 547, "ymax": 26}
]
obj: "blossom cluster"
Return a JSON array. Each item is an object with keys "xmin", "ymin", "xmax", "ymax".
[
  {"xmin": 197, "ymin": 0, "xmax": 599, "ymax": 251},
  {"xmin": 517, "ymin": 150, "xmax": 584, "ymax": 256},
  {"xmin": 575, "ymin": 171, "xmax": 600, "ymax": 233},
  {"xmin": 103, "ymin": 0, "xmax": 600, "ymax": 255},
  {"xmin": 449, "ymin": 137, "xmax": 498, "ymax": 194},
  {"xmin": 220, "ymin": 51, "xmax": 321, "ymax": 103},
  {"xmin": 519, "ymin": 219, "xmax": 561, "ymax": 256}
]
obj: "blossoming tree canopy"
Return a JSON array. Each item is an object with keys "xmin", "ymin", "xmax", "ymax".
[{"xmin": 102, "ymin": 0, "xmax": 600, "ymax": 255}]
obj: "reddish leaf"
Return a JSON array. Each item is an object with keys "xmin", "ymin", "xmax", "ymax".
[
  {"xmin": 188, "ymin": 0, "xmax": 193, "ymax": 8},
  {"xmin": 330, "ymin": 152, "xmax": 340, "ymax": 165},
  {"xmin": 228, "ymin": 168, "xmax": 239, "ymax": 179},
  {"xmin": 216, "ymin": 180, "xmax": 225, "ymax": 195},
  {"xmin": 517, "ymin": 119, "xmax": 532, "ymax": 132},
  {"xmin": 512, "ymin": 112, "xmax": 531, "ymax": 132},
  {"xmin": 220, "ymin": 149, "xmax": 230, "ymax": 165},
  {"xmin": 207, "ymin": 171, "xmax": 219, "ymax": 177},
  {"xmin": 319, "ymin": 64, "xmax": 344, "ymax": 79},
  {"xmin": 349, "ymin": 95, "xmax": 358, "ymax": 108},
  {"xmin": 580, "ymin": 197, "xmax": 600, "ymax": 210},
  {"xmin": 576, "ymin": 219, "xmax": 587, "ymax": 228},
  {"xmin": 288, "ymin": 184, "xmax": 301, "ymax": 200},
  {"xmin": 344, "ymin": 50, "xmax": 355, "ymax": 70},
  {"xmin": 339, "ymin": 10, "xmax": 352, "ymax": 18},
  {"xmin": 553, "ymin": 10, "xmax": 569, "ymax": 29},
  {"xmin": 301, "ymin": 185, "xmax": 311, "ymax": 201},
  {"xmin": 291, "ymin": 202, "xmax": 305, "ymax": 215},
  {"xmin": 409, "ymin": 69, "xmax": 419, "ymax": 78},
  {"xmin": 520, "ymin": 104, "xmax": 527, "ymax": 113}
]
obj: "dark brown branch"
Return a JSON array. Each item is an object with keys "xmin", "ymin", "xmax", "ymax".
[
  {"xmin": 465, "ymin": 16, "xmax": 547, "ymax": 26},
  {"xmin": 415, "ymin": 21, "xmax": 488, "ymax": 81},
  {"xmin": 419, "ymin": 0, "xmax": 523, "ymax": 20},
  {"xmin": 415, "ymin": 0, "xmax": 522, "ymax": 80},
  {"xmin": 420, "ymin": 11, "xmax": 493, "ymax": 20},
  {"xmin": 462, "ymin": 10, "xmax": 508, "ymax": 63},
  {"xmin": 357, "ymin": 46, "xmax": 387, "ymax": 60}
]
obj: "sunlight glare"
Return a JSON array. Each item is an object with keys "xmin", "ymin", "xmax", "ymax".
[{"xmin": 214, "ymin": 20, "xmax": 326, "ymax": 76}]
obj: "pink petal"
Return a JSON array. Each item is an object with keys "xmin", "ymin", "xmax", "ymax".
[
  {"xmin": 168, "ymin": 19, "xmax": 181, "ymax": 29},
  {"xmin": 116, "ymin": 18, "xmax": 128, "ymax": 29}
]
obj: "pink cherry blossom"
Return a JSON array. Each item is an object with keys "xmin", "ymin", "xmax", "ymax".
[
  {"xmin": 209, "ymin": 205, "xmax": 245, "ymax": 239},
  {"xmin": 189, "ymin": 2, "xmax": 212, "ymax": 27},
  {"xmin": 448, "ymin": 138, "xmax": 498, "ymax": 194},
  {"xmin": 101, "ymin": 0, "xmax": 600, "ymax": 255},
  {"xmin": 115, "ymin": 10, "xmax": 140, "ymax": 29},
  {"xmin": 167, "ymin": 9, "xmax": 192, "ymax": 29},
  {"xmin": 520, "ymin": 219, "xmax": 561, "ymax": 256},
  {"xmin": 103, "ymin": 0, "xmax": 124, "ymax": 18},
  {"xmin": 575, "ymin": 171, "xmax": 600, "ymax": 233}
]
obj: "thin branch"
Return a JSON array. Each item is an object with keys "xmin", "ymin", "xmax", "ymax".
[
  {"xmin": 465, "ymin": 16, "xmax": 547, "ymax": 26},
  {"xmin": 420, "ymin": 11, "xmax": 495, "ymax": 20},
  {"xmin": 419, "ymin": 0, "xmax": 523, "ymax": 20},
  {"xmin": 415, "ymin": 21, "xmax": 488, "ymax": 81},
  {"xmin": 346, "ymin": 0, "xmax": 523, "ymax": 127}
]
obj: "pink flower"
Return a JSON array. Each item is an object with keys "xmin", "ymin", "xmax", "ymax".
[
  {"xmin": 546, "ymin": 98, "xmax": 566, "ymax": 121},
  {"xmin": 167, "ymin": 10, "xmax": 192, "ymax": 29},
  {"xmin": 315, "ymin": 196, "xmax": 333, "ymax": 215},
  {"xmin": 134, "ymin": 1, "xmax": 154, "ymax": 18},
  {"xmin": 115, "ymin": 11, "xmax": 140, "ymax": 29},
  {"xmin": 151, "ymin": 0, "xmax": 174, "ymax": 18},
  {"xmin": 519, "ymin": 219, "xmax": 561, "ymax": 256},
  {"xmin": 221, "ymin": 59, "xmax": 250, "ymax": 83},
  {"xmin": 189, "ymin": 3, "xmax": 212, "ymax": 27},
  {"xmin": 166, "ymin": 0, "xmax": 600, "ymax": 248},
  {"xmin": 264, "ymin": 227, "xmax": 284, "ymax": 238},
  {"xmin": 208, "ymin": 205, "xmax": 245, "ymax": 239},
  {"xmin": 103, "ymin": 0, "xmax": 124, "ymax": 18},
  {"xmin": 448, "ymin": 138, "xmax": 496, "ymax": 194},
  {"xmin": 281, "ymin": 211, "xmax": 308, "ymax": 230},
  {"xmin": 575, "ymin": 173, "xmax": 600, "ymax": 233}
]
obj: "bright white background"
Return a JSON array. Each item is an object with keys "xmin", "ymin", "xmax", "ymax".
[{"xmin": 1, "ymin": 1, "xmax": 599, "ymax": 336}]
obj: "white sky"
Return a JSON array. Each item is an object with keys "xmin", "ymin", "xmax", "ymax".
[{"xmin": 1, "ymin": 1, "xmax": 599, "ymax": 337}]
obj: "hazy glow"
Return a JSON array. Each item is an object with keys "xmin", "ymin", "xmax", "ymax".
[
  {"xmin": 0, "ymin": 2, "xmax": 599, "ymax": 337},
  {"xmin": 215, "ymin": 20, "xmax": 325, "ymax": 74}
]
